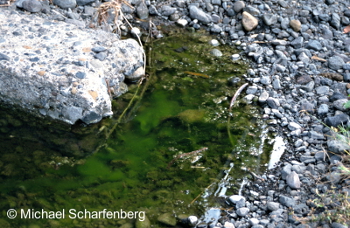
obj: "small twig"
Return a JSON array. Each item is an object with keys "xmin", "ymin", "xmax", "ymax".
[
  {"xmin": 229, "ymin": 83, "xmax": 249, "ymax": 111},
  {"xmin": 227, "ymin": 83, "xmax": 249, "ymax": 146},
  {"xmin": 167, "ymin": 147, "xmax": 208, "ymax": 169}
]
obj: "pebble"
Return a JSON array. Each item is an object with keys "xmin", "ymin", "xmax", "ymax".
[
  {"xmin": 328, "ymin": 56, "xmax": 345, "ymax": 70},
  {"xmin": 289, "ymin": 19, "xmax": 301, "ymax": 32},
  {"xmin": 266, "ymin": 202, "xmax": 280, "ymax": 211},
  {"xmin": 189, "ymin": 5, "xmax": 212, "ymax": 24},
  {"xmin": 210, "ymin": 49, "xmax": 222, "ymax": 57},
  {"xmin": 236, "ymin": 207, "xmax": 250, "ymax": 217},
  {"xmin": 242, "ymin": 11, "xmax": 258, "ymax": 32},
  {"xmin": 279, "ymin": 195, "xmax": 295, "ymax": 207},
  {"xmin": 286, "ymin": 171, "xmax": 301, "ymax": 189}
]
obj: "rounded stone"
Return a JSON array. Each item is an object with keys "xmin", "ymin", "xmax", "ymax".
[
  {"xmin": 22, "ymin": 0, "xmax": 42, "ymax": 12},
  {"xmin": 236, "ymin": 207, "xmax": 250, "ymax": 217},
  {"xmin": 290, "ymin": 19, "xmax": 301, "ymax": 32},
  {"xmin": 210, "ymin": 49, "xmax": 222, "ymax": 57},
  {"xmin": 242, "ymin": 11, "xmax": 258, "ymax": 31}
]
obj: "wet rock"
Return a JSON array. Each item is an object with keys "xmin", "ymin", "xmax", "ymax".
[
  {"xmin": 242, "ymin": 11, "xmax": 258, "ymax": 31},
  {"xmin": 189, "ymin": 5, "xmax": 212, "ymax": 24},
  {"xmin": 135, "ymin": 215, "xmax": 151, "ymax": 228},
  {"xmin": 286, "ymin": 171, "xmax": 300, "ymax": 189},
  {"xmin": 188, "ymin": 216, "xmax": 198, "ymax": 227},
  {"xmin": 228, "ymin": 195, "xmax": 246, "ymax": 207},
  {"xmin": 157, "ymin": 213, "xmax": 176, "ymax": 226},
  {"xmin": 210, "ymin": 49, "xmax": 222, "ymax": 57},
  {"xmin": 53, "ymin": 0, "xmax": 76, "ymax": 9}
]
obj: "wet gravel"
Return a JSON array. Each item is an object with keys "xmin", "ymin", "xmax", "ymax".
[{"xmin": 2, "ymin": 0, "xmax": 350, "ymax": 227}]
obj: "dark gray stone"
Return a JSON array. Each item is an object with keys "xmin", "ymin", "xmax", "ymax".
[
  {"xmin": 291, "ymin": 37, "xmax": 304, "ymax": 49},
  {"xmin": 327, "ymin": 138, "xmax": 350, "ymax": 154},
  {"xmin": 262, "ymin": 13, "xmax": 278, "ymax": 26},
  {"xmin": 267, "ymin": 202, "xmax": 280, "ymax": 211},
  {"xmin": 325, "ymin": 114, "xmax": 349, "ymax": 127},
  {"xmin": 53, "ymin": 0, "xmax": 76, "ymax": 9},
  {"xmin": 160, "ymin": 5, "xmax": 176, "ymax": 17},
  {"xmin": 76, "ymin": 0, "xmax": 94, "ymax": 6},
  {"xmin": 306, "ymin": 40, "xmax": 322, "ymax": 51},
  {"xmin": 189, "ymin": 5, "xmax": 212, "ymax": 24},
  {"xmin": 329, "ymin": 92, "xmax": 347, "ymax": 102},
  {"xmin": 279, "ymin": 195, "xmax": 295, "ymax": 207},
  {"xmin": 136, "ymin": 2, "xmax": 149, "ymax": 20},
  {"xmin": 330, "ymin": 13, "xmax": 341, "ymax": 29},
  {"xmin": 267, "ymin": 97, "xmax": 280, "ymax": 109}
]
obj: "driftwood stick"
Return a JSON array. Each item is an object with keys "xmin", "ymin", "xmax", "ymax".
[
  {"xmin": 167, "ymin": 147, "xmax": 208, "ymax": 169},
  {"xmin": 229, "ymin": 83, "xmax": 249, "ymax": 112},
  {"xmin": 227, "ymin": 83, "xmax": 249, "ymax": 147}
]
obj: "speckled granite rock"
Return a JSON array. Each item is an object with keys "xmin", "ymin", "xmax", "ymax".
[{"xmin": 0, "ymin": 9, "xmax": 144, "ymax": 124}]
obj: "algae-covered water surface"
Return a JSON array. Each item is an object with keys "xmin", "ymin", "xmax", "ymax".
[{"xmin": 0, "ymin": 30, "xmax": 270, "ymax": 227}]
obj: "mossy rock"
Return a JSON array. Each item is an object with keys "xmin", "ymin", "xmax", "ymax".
[
  {"xmin": 157, "ymin": 213, "xmax": 177, "ymax": 226},
  {"xmin": 177, "ymin": 109, "xmax": 205, "ymax": 123},
  {"xmin": 135, "ymin": 215, "xmax": 151, "ymax": 228}
]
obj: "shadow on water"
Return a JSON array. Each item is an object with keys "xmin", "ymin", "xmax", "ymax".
[{"xmin": 0, "ymin": 29, "xmax": 271, "ymax": 227}]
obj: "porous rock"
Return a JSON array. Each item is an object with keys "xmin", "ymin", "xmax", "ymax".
[{"xmin": 0, "ymin": 10, "xmax": 144, "ymax": 125}]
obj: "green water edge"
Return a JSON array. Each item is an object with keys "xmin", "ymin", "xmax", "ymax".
[{"xmin": 0, "ymin": 29, "xmax": 272, "ymax": 228}]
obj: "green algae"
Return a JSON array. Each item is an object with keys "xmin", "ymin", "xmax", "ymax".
[{"xmin": 0, "ymin": 30, "xmax": 271, "ymax": 227}]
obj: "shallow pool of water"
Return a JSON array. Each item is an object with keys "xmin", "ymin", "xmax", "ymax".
[{"xmin": 0, "ymin": 30, "xmax": 270, "ymax": 227}]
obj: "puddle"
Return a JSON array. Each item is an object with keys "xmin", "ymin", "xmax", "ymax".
[{"xmin": 0, "ymin": 30, "xmax": 271, "ymax": 227}]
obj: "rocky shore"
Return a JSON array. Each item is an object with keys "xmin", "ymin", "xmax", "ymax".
[{"xmin": 2, "ymin": 0, "xmax": 350, "ymax": 227}]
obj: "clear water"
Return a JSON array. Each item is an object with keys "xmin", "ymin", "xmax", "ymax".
[{"xmin": 0, "ymin": 30, "xmax": 270, "ymax": 227}]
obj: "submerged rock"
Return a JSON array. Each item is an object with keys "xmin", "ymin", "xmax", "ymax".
[
  {"xmin": 177, "ymin": 109, "xmax": 206, "ymax": 123},
  {"xmin": 157, "ymin": 213, "xmax": 177, "ymax": 226}
]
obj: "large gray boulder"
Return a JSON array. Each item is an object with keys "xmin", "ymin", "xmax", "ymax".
[{"xmin": 0, "ymin": 9, "xmax": 144, "ymax": 125}]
